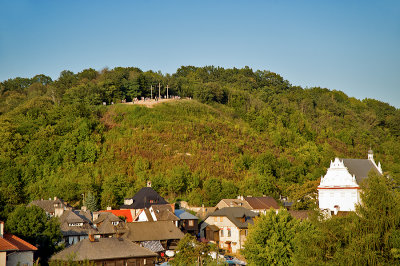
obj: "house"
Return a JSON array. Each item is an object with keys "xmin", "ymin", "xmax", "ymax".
[
  {"xmin": 50, "ymin": 236, "xmax": 157, "ymax": 265},
  {"xmin": 123, "ymin": 221, "xmax": 184, "ymax": 253},
  {"xmin": 216, "ymin": 196, "xmax": 280, "ymax": 214},
  {"xmin": 100, "ymin": 209, "xmax": 135, "ymax": 223},
  {"xmin": 120, "ymin": 182, "xmax": 169, "ymax": 217},
  {"xmin": 174, "ymin": 209, "xmax": 199, "ymax": 235},
  {"xmin": 202, "ymin": 207, "xmax": 258, "ymax": 254},
  {"xmin": 318, "ymin": 150, "xmax": 383, "ymax": 212},
  {"xmin": 0, "ymin": 221, "xmax": 38, "ymax": 266},
  {"xmin": 134, "ymin": 204, "xmax": 179, "ymax": 226},
  {"xmin": 28, "ymin": 197, "xmax": 72, "ymax": 217},
  {"xmin": 92, "ymin": 212, "xmax": 126, "ymax": 238},
  {"xmin": 59, "ymin": 209, "xmax": 93, "ymax": 246}
]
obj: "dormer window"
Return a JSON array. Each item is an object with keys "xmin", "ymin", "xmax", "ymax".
[
  {"xmin": 68, "ymin": 222, "xmax": 83, "ymax": 227},
  {"xmin": 112, "ymin": 221, "xmax": 119, "ymax": 226}
]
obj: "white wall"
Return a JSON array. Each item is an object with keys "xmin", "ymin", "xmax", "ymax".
[
  {"xmin": 7, "ymin": 251, "xmax": 34, "ymax": 266},
  {"xmin": 318, "ymin": 188, "xmax": 360, "ymax": 211}
]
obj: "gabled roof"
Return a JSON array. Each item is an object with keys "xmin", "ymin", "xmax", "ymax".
[
  {"xmin": 208, "ymin": 207, "xmax": 258, "ymax": 229},
  {"xmin": 120, "ymin": 187, "xmax": 168, "ymax": 209},
  {"xmin": 101, "ymin": 210, "xmax": 134, "ymax": 223},
  {"xmin": 123, "ymin": 221, "xmax": 184, "ymax": 242},
  {"xmin": 244, "ymin": 196, "xmax": 280, "ymax": 210},
  {"xmin": 93, "ymin": 212, "xmax": 121, "ymax": 224},
  {"xmin": 59, "ymin": 210, "xmax": 92, "ymax": 236},
  {"xmin": 0, "ymin": 233, "xmax": 37, "ymax": 252},
  {"xmin": 217, "ymin": 199, "xmax": 252, "ymax": 209},
  {"xmin": 50, "ymin": 238, "xmax": 156, "ymax": 261},
  {"xmin": 150, "ymin": 205, "xmax": 179, "ymax": 221},
  {"xmin": 341, "ymin": 158, "xmax": 382, "ymax": 184},
  {"xmin": 28, "ymin": 198, "xmax": 71, "ymax": 214},
  {"xmin": 174, "ymin": 209, "xmax": 198, "ymax": 220}
]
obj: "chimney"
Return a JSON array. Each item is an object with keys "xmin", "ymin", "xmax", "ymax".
[
  {"xmin": 89, "ymin": 232, "xmax": 95, "ymax": 242},
  {"xmin": 81, "ymin": 206, "xmax": 87, "ymax": 212},
  {"xmin": 170, "ymin": 204, "xmax": 175, "ymax": 213},
  {"xmin": 0, "ymin": 221, "xmax": 4, "ymax": 238},
  {"xmin": 54, "ymin": 196, "xmax": 57, "ymax": 201},
  {"xmin": 107, "ymin": 206, "xmax": 112, "ymax": 210},
  {"xmin": 93, "ymin": 212, "xmax": 100, "ymax": 221},
  {"xmin": 368, "ymin": 149, "xmax": 374, "ymax": 161},
  {"xmin": 333, "ymin": 205, "xmax": 340, "ymax": 215},
  {"xmin": 147, "ymin": 181, "xmax": 152, "ymax": 187}
]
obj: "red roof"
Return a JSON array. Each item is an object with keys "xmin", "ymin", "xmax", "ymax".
[
  {"xmin": 100, "ymin": 210, "xmax": 134, "ymax": 223},
  {"xmin": 0, "ymin": 233, "xmax": 37, "ymax": 252}
]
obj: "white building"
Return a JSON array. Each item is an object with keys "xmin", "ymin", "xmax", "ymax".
[{"xmin": 318, "ymin": 150, "xmax": 382, "ymax": 212}]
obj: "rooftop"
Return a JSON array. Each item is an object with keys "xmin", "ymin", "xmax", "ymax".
[{"xmin": 50, "ymin": 238, "xmax": 156, "ymax": 261}]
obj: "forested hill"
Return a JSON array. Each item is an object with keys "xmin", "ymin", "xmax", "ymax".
[{"xmin": 1, "ymin": 66, "xmax": 399, "ymax": 218}]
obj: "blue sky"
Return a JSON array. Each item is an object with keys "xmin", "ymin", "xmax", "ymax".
[{"xmin": 1, "ymin": 0, "xmax": 399, "ymax": 107}]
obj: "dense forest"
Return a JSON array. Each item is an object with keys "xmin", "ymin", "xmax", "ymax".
[{"xmin": 1, "ymin": 66, "xmax": 400, "ymax": 219}]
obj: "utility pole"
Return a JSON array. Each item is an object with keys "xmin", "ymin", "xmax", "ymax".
[
  {"xmin": 166, "ymin": 85, "xmax": 169, "ymax": 99},
  {"xmin": 150, "ymin": 85, "xmax": 153, "ymax": 99},
  {"xmin": 158, "ymin": 82, "xmax": 161, "ymax": 99}
]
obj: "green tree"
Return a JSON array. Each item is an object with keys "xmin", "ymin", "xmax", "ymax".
[
  {"xmin": 171, "ymin": 234, "xmax": 215, "ymax": 266},
  {"xmin": 5, "ymin": 205, "xmax": 62, "ymax": 264},
  {"xmin": 243, "ymin": 209, "xmax": 300, "ymax": 265},
  {"xmin": 84, "ymin": 191, "xmax": 98, "ymax": 212}
]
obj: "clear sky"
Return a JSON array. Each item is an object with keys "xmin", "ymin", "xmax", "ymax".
[{"xmin": 1, "ymin": 0, "xmax": 399, "ymax": 107}]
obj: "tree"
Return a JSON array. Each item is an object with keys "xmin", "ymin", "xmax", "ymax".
[
  {"xmin": 171, "ymin": 234, "xmax": 215, "ymax": 266},
  {"xmin": 5, "ymin": 205, "xmax": 62, "ymax": 264},
  {"xmin": 294, "ymin": 173, "xmax": 400, "ymax": 265},
  {"xmin": 84, "ymin": 191, "xmax": 98, "ymax": 212},
  {"xmin": 242, "ymin": 210, "xmax": 300, "ymax": 265}
]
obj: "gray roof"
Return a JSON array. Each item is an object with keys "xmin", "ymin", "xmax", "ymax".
[
  {"xmin": 121, "ymin": 187, "xmax": 168, "ymax": 209},
  {"xmin": 174, "ymin": 209, "xmax": 198, "ymax": 220},
  {"xmin": 123, "ymin": 221, "xmax": 184, "ymax": 242},
  {"xmin": 208, "ymin": 207, "xmax": 258, "ymax": 229},
  {"xmin": 28, "ymin": 198, "xmax": 70, "ymax": 214},
  {"xmin": 141, "ymin": 241, "xmax": 165, "ymax": 253},
  {"xmin": 341, "ymin": 158, "xmax": 382, "ymax": 184},
  {"xmin": 50, "ymin": 238, "xmax": 156, "ymax": 261},
  {"xmin": 59, "ymin": 210, "xmax": 92, "ymax": 236}
]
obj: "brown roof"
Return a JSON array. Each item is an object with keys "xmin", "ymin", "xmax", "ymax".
[
  {"xmin": 59, "ymin": 210, "xmax": 92, "ymax": 236},
  {"xmin": 0, "ymin": 233, "xmax": 37, "ymax": 251},
  {"xmin": 208, "ymin": 207, "xmax": 258, "ymax": 229},
  {"xmin": 217, "ymin": 199, "xmax": 252, "ymax": 209},
  {"xmin": 288, "ymin": 210, "xmax": 310, "ymax": 220},
  {"xmin": 93, "ymin": 212, "xmax": 121, "ymax": 224},
  {"xmin": 150, "ymin": 205, "xmax": 179, "ymax": 221},
  {"xmin": 28, "ymin": 198, "xmax": 70, "ymax": 214},
  {"xmin": 244, "ymin": 196, "xmax": 280, "ymax": 210},
  {"xmin": 50, "ymin": 238, "xmax": 156, "ymax": 261},
  {"xmin": 123, "ymin": 221, "xmax": 184, "ymax": 242}
]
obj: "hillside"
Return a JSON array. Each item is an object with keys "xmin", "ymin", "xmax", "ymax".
[{"xmin": 1, "ymin": 66, "xmax": 399, "ymax": 219}]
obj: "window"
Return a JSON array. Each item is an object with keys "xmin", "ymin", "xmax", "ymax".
[
  {"xmin": 245, "ymin": 229, "xmax": 248, "ymax": 236},
  {"xmin": 68, "ymin": 223, "xmax": 83, "ymax": 227},
  {"xmin": 227, "ymin": 228, "xmax": 231, "ymax": 237},
  {"xmin": 219, "ymin": 217, "xmax": 223, "ymax": 222},
  {"xmin": 188, "ymin": 220, "xmax": 194, "ymax": 226},
  {"xmin": 112, "ymin": 221, "xmax": 119, "ymax": 226},
  {"xmin": 220, "ymin": 229, "xmax": 224, "ymax": 237},
  {"xmin": 214, "ymin": 217, "xmax": 217, "ymax": 222}
]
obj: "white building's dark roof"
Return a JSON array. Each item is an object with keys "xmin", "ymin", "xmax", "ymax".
[{"xmin": 341, "ymin": 158, "xmax": 382, "ymax": 184}]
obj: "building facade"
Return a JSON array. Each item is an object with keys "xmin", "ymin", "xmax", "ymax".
[{"xmin": 318, "ymin": 150, "xmax": 383, "ymax": 212}]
